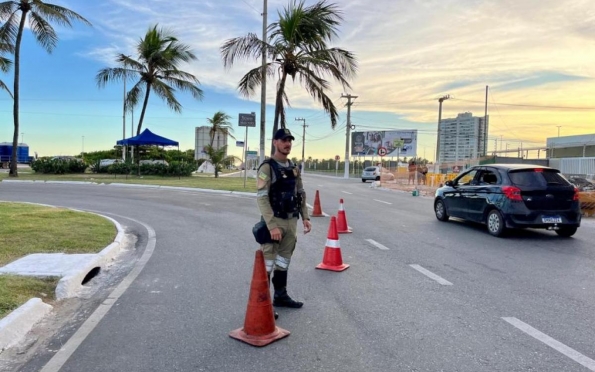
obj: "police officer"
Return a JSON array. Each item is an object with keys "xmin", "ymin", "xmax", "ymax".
[{"xmin": 257, "ymin": 128, "xmax": 312, "ymax": 310}]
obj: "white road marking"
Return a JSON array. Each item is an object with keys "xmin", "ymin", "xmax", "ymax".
[
  {"xmin": 502, "ymin": 317, "xmax": 595, "ymax": 371},
  {"xmin": 40, "ymin": 215, "xmax": 157, "ymax": 372},
  {"xmin": 373, "ymin": 199, "xmax": 392, "ymax": 205},
  {"xmin": 409, "ymin": 264, "xmax": 453, "ymax": 286},
  {"xmin": 318, "ymin": 184, "xmax": 325, "ymax": 187},
  {"xmin": 341, "ymin": 191, "xmax": 353, "ymax": 195},
  {"xmin": 366, "ymin": 239, "xmax": 389, "ymax": 250}
]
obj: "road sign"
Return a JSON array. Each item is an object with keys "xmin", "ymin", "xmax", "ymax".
[
  {"xmin": 246, "ymin": 151, "xmax": 258, "ymax": 160},
  {"xmin": 335, "ymin": 155, "xmax": 340, "ymax": 161},
  {"xmin": 236, "ymin": 141, "xmax": 245, "ymax": 147},
  {"xmin": 238, "ymin": 113, "xmax": 256, "ymax": 127},
  {"xmin": 378, "ymin": 147, "xmax": 388, "ymax": 157}
]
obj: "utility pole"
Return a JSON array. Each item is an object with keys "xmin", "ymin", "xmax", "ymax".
[
  {"xmin": 295, "ymin": 117, "xmax": 308, "ymax": 173},
  {"xmin": 435, "ymin": 95, "xmax": 450, "ymax": 165},
  {"xmin": 259, "ymin": 0, "xmax": 268, "ymax": 164},
  {"xmin": 341, "ymin": 93, "xmax": 358, "ymax": 179},
  {"xmin": 123, "ymin": 79, "xmax": 127, "ymax": 160}
]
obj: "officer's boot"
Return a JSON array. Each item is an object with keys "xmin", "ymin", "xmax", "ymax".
[
  {"xmin": 272, "ymin": 270, "xmax": 303, "ymax": 308},
  {"xmin": 267, "ymin": 273, "xmax": 279, "ymax": 319}
]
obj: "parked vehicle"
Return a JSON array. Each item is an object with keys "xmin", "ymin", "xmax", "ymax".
[
  {"xmin": 99, "ymin": 159, "xmax": 122, "ymax": 168},
  {"xmin": 567, "ymin": 176, "xmax": 595, "ymax": 191},
  {"xmin": 434, "ymin": 164, "xmax": 581, "ymax": 237},
  {"xmin": 361, "ymin": 166, "xmax": 394, "ymax": 182}
]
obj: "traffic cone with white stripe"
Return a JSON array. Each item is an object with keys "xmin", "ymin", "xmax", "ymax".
[
  {"xmin": 316, "ymin": 216, "xmax": 349, "ymax": 272},
  {"xmin": 336, "ymin": 198, "xmax": 352, "ymax": 234},
  {"xmin": 229, "ymin": 250, "xmax": 290, "ymax": 346},
  {"xmin": 311, "ymin": 190, "xmax": 324, "ymax": 217}
]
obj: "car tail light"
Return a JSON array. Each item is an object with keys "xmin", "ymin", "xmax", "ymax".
[
  {"xmin": 502, "ymin": 186, "xmax": 523, "ymax": 201},
  {"xmin": 573, "ymin": 187, "xmax": 580, "ymax": 201},
  {"xmin": 534, "ymin": 168, "xmax": 543, "ymax": 172}
]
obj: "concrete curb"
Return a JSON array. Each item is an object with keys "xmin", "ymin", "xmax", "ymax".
[{"xmin": 0, "ymin": 298, "xmax": 52, "ymax": 351}]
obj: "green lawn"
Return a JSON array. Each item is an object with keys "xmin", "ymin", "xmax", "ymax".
[
  {"xmin": 1, "ymin": 171, "xmax": 258, "ymax": 192},
  {"xmin": 0, "ymin": 202, "xmax": 118, "ymax": 319}
]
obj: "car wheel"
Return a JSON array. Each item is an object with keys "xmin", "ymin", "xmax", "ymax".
[
  {"xmin": 555, "ymin": 226, "xmax": 577, "ymax": 237},
  {"xmin": 362, "ymin": 179, "xmax": 366, "ymax": 183},
  {"xmin": 375, "ymin": 176, "xmax": 380, "ymax": 181},
  {"xmin": 486, "ymin": 210, "xmax": 506, "ymax": 237},
  {"xmin": 434, "ymin": 199, "xmax": 449, "ymax": 222}
]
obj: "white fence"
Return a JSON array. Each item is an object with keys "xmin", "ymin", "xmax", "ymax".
[{"xmin": 549, "ymin": 157, "xmax": 595, "ymax": 177}]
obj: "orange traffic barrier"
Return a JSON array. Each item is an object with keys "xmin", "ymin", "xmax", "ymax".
[
  {"xmin": 311, "ymin": 190, "xmax": 324, "ymax": 217},
  {"xmin": 336, "ymin": 198, "xmax": 352, "ymax": 234},
  {"xmin": 316, "ymin": 216, "xmax": 350, "ymax": 272},
  {"xmin": 229, "ymin": 250, "xmax": 290, "ymax": 346}
]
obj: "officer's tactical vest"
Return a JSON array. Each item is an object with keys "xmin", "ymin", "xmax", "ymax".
[{"xmin": 262, "ymin": 159, "xmax": 300, "ymax": 219}]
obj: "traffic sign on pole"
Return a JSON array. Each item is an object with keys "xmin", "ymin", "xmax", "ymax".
[{"xmin": 378, "ymin": 147, "xmax": 388, "ymax": 157}]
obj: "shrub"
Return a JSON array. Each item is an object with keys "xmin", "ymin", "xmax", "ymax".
[{"xmin": 31, "ymin": 158, "xmax": 87, "ymax": 174}]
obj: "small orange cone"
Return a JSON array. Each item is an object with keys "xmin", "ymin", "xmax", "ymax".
[
  {"xmin": 229, "ymin": 250, "xmax": 290, "ymax": 346},
  {"xmin": 316, "ymin": 216, "xmax": 350, "ymax": 272},
  {"xmin": 311, "ymin": 190, "xmax": 324, "ymax": 217},
  {"xmin": 337, "ymin": 198, "xmax": 352, "ymax": 234}
]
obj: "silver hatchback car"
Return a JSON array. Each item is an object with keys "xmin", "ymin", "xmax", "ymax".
[{"xmin": 362, "ymin": 166, "xmax": 381, "ymax": 182}]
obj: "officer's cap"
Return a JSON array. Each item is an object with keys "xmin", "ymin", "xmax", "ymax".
[{"xmin": 274, "ymin": 128, "xmax": 295, "ymax": 141}]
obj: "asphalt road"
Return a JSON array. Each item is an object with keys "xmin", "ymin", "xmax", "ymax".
[{"xmin": 1, "ymin": 175, "xmax": 595, "ymax": 372}]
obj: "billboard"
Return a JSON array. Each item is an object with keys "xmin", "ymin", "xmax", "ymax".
[{"xmin": 351, "ymin": 130, "xmax": 417, "ymax": 157}]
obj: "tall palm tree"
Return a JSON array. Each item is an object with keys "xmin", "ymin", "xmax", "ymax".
[
  {"xmin": 96, "ymin": 25, "xmax": 203, "ymax": 136},
  {"xmin": 221, "ymin": 0, "xmax": 357, "ymax": 153},
  {"xmin": 0, "ymin": 42, "xmax": 13, "ymax": 97},
  {"xmin": 207, "ymin": 110, "xmax": 236, "ymax": 147},
  {"xmin": 0, "ymin": 0, "xmax": 91, "ymax": 177}
]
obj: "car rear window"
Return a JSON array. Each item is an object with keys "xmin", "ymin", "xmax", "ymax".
[
  {"xmin": 364, "ymin": 167, "xmax": 377, "ymax": 171},
  {"xmin": 509, "ymin": 169, "xmax": 571, "ymax": 187}
]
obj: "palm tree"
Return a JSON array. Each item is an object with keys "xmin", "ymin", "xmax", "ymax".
[
  {"xmin": 96, "ymin": 25, "xmax": 203, "ymax": 136},
  {"xmin": 207, "ymin": 111, "xmax": 236, "ymax": 148},
  {"xmin": 203, "ymin": 145, "xmax": 237, "ymax": 178},
  {"xmin": 0, "ymin": 42, "xmax": 13, "ymax": 97},
  {"xmin": 221, "ymin": 0, "xmax": 357, "ymax": 153},
  {"xmin": 0, "ymin": 0, "xmax": 91, "ymax": 177}
]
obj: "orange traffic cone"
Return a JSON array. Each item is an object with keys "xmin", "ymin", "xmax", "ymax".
[
  {"xmin": 229, "ymin": 250, "xmax": 290, "ymax": 346},
  {"xmin": 311, "ymin": 190, "xmax": 324, "ymax": 217},
  {"xmin": 316, "ymin": 216, "xmax": 350, "ymax": 272},
  {"xmin": 337, "ymin": 198, "xmax": 352, "ymax": 234}
]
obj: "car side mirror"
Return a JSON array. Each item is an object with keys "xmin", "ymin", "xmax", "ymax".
[{"xmin": 445, "ymin": 180, "xmax": 455, "ymax": 187}]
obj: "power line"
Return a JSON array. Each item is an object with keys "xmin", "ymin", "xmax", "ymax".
[{"xmin": 452, "ymin": 97, "xmax": 595, "ymax": 110}]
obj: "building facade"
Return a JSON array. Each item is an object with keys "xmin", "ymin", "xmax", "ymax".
[
  {"xmin": 194, "ymin": 126, "xmax": 228, "ymax": 160},
  {"xmin": 437, "ymin": 112, "xmax": 489, "ymax": 164}
]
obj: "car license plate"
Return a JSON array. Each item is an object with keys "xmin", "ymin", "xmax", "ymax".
[{"xmin": 542, "ymin": 216, "xmax": 562, "ymax": 223}]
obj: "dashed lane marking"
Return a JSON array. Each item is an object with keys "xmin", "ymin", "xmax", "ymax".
[
  {"xmin": 409, "ymin": 264, "xmax": 453, "ymax": 286},
  {"xmin": 373, "ymin": 199, "xmax": 392, "ymax": 205},
  {"xmin": 503, "ymin": 317, "xmax": 595, "ymax": 371},
  {"xmin": 342, "ymin": 191, "xmax": 353, "ymax": 195},
  {"xmin": 366, "ymin": 239, "xmax": 389, "ymax": 250}
]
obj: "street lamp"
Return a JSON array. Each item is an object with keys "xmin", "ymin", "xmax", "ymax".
[
  {"xmin": 20, "ymin": 132, "xmax": 24, "ymax": 145},
  {"xmin": 556, "ymin": 126, "xmax": 562, "ymax": 137},
  {"xmin": 82, "ymin": 136, "xmax": 85, "ymax": 155}
]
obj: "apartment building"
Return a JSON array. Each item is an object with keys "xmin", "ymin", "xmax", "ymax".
[{"xmin": 437, "ymin": 112, "xmax": 489, "ymax": 164}]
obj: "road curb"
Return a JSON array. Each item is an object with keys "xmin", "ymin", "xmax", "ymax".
[
  {"xmin": 0, "ymin": 298, "xmax": 53, "ymax": 352},
  {"xmin": 0, "ymin": 206, "xmax": 126, "ymax": 352}
]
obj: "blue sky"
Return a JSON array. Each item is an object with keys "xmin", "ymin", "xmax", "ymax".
[{"xmin": 1, "ymin": 0, "xmax": 594, "ymax": 161}]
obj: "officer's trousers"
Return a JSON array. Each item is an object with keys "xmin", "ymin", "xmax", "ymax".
[{"xmin": 261, "ymin": 217, "xmax": 298, "ymax": 272}]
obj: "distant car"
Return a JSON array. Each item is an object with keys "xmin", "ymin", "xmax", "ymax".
[
  {"xmin": 567, "ymin": 177, "xmax": 595, "ymax": 191},
  {"xmin": 362, "ymin": 166, "xmax": 381, "ymax": 182},
  {"xmin": 434, "ymin": 164, "xmax": 581, "ymax": 237},
  {"xmin": 140, "ymin": 160, "xmax": 168, "ymax": 166},
  {"xmin": 99, "ymin": 159, "xmax": 122, "ymax": 168}
]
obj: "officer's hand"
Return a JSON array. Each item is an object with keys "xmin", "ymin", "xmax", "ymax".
[
  {"xmin": 269, "ymin": 227, "xmax": 282, "ymax": 242},
  {"xmin": 303, "ymin": 219, "xmax": 312, "ymax": 234}
]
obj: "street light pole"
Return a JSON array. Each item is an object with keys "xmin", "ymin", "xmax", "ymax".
[
  {"xmin": 82, "ymin": 136, "xmax": 85, "ymax": 155},
  {"xmin": 123, "ymin": 79, "xmax": 126, "ymax": 160},
  {"xmin": 436, "ymin": 95, "xmax": 450, "ymax": 165},
  {"xmin": 556, "ymin": 125, "xmax": 562, "ymax": 137},
  {"xmin": 259, "ymin": 0, "xmax": 268, "ymax": 165},
  {"xmin": 20, "ymin": 132, "xmax": 24, "ymax": 145},
  {"xmin": 341, "ymin": 93, "xmax": 358, "ymax": 179},
  {"xmin": 295, "ymin": 117, "xmax": 308, "ymax": 173}
]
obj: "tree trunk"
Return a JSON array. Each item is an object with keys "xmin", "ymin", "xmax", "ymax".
[
  {"xmin": 271, "ymin": 72, "xmax": 288, "ymax": 156},
  {"xmin": 9, "ymin": 11, "xmax": 28, "ymax": 177},
  {"xmin": 136, "ymin": 82, "xmax": 152, "ymax": 135}
]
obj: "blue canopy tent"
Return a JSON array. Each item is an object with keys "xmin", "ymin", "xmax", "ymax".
[{"xmin": 117, "ymin": 128, "xmax": 179, "ymax": 147}]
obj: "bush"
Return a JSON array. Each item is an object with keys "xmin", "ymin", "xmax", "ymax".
[
  {"xmin": 31, "ymin": 158, "xmax": 87, "ymax": 174},
  {"xmin": 103, "ymin": 161, "xmax": 197, "ymax": 177}
]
